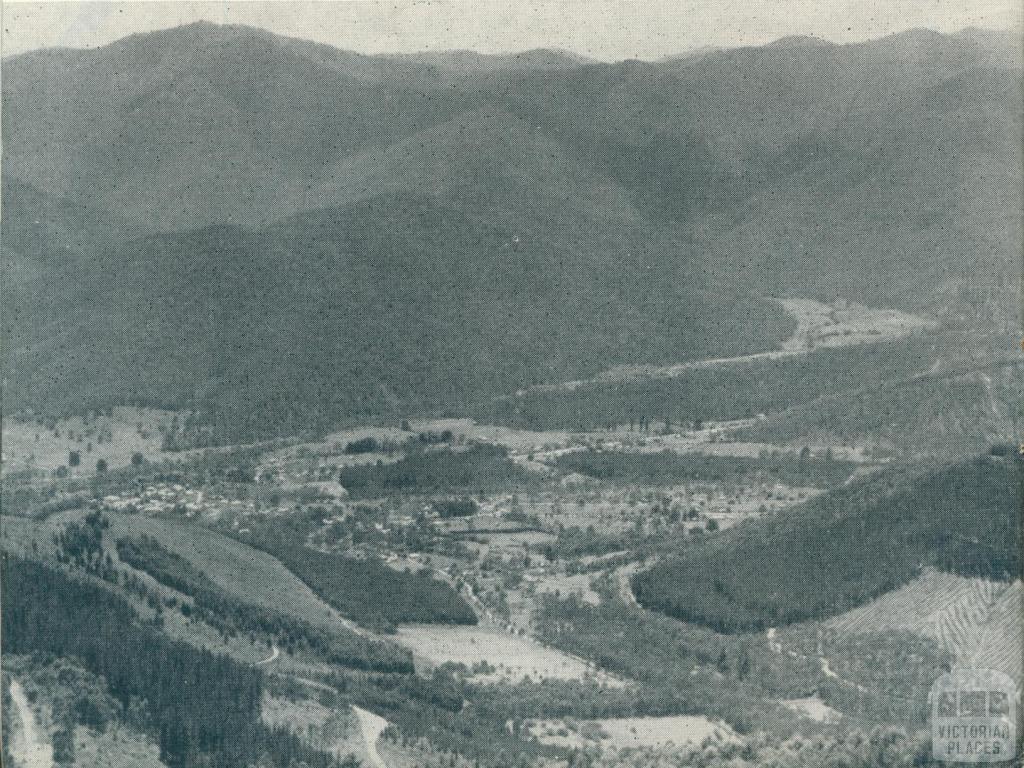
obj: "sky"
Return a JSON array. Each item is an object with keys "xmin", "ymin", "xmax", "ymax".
[{"xmin": 3, "ymin": 0, "xmax": 1022, "ymax": 61}]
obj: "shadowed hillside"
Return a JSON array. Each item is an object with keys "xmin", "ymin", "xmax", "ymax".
[
  {"xmin": 3, "ymin": 22, "xmax": 1020, "ymax": 432},
  {"xmin": 4, "ymin": 186, "xmax": 791, "ymax": 440}
]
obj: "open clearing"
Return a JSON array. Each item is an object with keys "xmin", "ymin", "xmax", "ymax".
[
  {"xmin": 395, "ymin": 624, "xmax": 623, "ymax": 686},
  {"xmin": 524, "ymin": 715, "xmax": 735, "ymax": 750},
  {"xmin": 2, "ymin": 407, "xmax": 173, "ymax": 477},
  {"xmin": 781, "ymin": 696, "xmax": 841, "ymax": 723},
  {"xmin": 776, "ymin": 298, "xmax": 936, "ymax": 353}
]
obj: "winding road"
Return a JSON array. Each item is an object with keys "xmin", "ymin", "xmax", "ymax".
[{"xmin": 255, "ymin": 644, "xmax": 280, "ymax": 665}]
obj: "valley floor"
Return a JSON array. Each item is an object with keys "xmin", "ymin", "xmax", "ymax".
[
  {"xmin": 1, "ymin": 297, "xmax": 1017, "ymax": 768},
  {"xmin": 516, "ymin": 297, "xmax": 935, "ymax": 395}
]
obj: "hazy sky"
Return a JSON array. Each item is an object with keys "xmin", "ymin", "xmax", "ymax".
[{"xmin": 3, "ymin": 0, "xmax": 1022, "ymax": 61}]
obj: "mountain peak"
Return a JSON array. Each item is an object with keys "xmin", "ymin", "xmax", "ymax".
[{"xmin": 764, "ymin": 34, "xmax": 836, "ymax": 49}]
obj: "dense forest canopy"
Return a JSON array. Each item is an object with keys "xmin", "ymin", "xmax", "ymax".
[
  {"xmin": 633, "ymin": 454, "xmax": 1022, "ymax": 632},
  {"xmin": 1, "ymin": 555, "xmax": 349, "ymax": 768}
]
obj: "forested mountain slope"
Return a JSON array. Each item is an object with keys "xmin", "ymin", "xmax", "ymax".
[
  {"xmin": 3, "ymin": 23, "xmax": 1019, "ymax": 430},
  {"xmin": 633, "ymin": 453, "xmax": 1022, "ymax": 632}
]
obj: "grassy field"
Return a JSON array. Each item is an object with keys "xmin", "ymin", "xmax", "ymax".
[
  {"xmin": 0, "ymin": 512, "xmax": 58, "ymax": 555},
  {"xmin": 105, "ymin": 513, "xmax": 357, "ymax": 635},
  {"xmin": 394, "ymin": 624, "xmax": 623, "ymax": 686},
  {"xmin": 2, "ymin": 407, "xmax": 173, "ymax": 477},
  {"xmin": 524, "ymin": 715, "xmax": 735, "ymax": 750},
  {"xmin": 775, "ymin": 298, "xmax": 935, "ymax": 353},
  {"xmin": 780, "ymin": 696, "xmax": 841, "ymax": 724}
]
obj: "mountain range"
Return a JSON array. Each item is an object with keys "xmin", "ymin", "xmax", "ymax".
[{"xmin": 3, "ymin": 22, "xmax": 1021, "ymax": 437}]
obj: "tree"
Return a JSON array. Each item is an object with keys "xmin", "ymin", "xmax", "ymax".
[
  {"xmin": 737, "ymin": 647, "xmax": 752, "ymax": 680},
  {"xmin": 53, "ymin": 724, "xmax": 75, "ymax": 764},
  {"xmin": 131, "ymin": 452, "xmax": 145, "ymax": 467},
  {"xmin": 68, "ymin": 450, "xmax": 81, "ymax": 467},
  {"xmin": 96, "ymin": 458, "xmax": 108, "ymax": 473},
  {"xmin": 799, "ymin": 445, "xmax": 811, "ymax": 464}
]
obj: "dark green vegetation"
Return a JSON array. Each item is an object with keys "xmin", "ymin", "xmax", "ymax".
[
  {"xmin": 344, "ymin": 436, "xmax": 397, "ymax": 454},
  {"xmin": 115, "ymin": 533, "xmax": 413, "ymax": 671},
  {"xmin": 741, "ymin": 359, "xmax": 1024, "ymax": 455},
  {"xmin": 480, "ymin": 334, "xmax": 942, "ymax": 431},
  {"xmin": 5, "ymin": 190, "xmax": 789, "ymax": 438},
  {"xmin": 1, "ymin": 672, "xmax": 12, "ymax": 767},
  {"xmin": 5, "ymin": 24, "xmax": 1020, "ymax": 439},
  {"xmin": 531, "ymin": 589, "xmax": 951, "ymax": 737},
  {"xmin": 588, "ymin": 727, "xmax": 958, "ymax": 768},
  {"xmin": 3, "ymin": 509, "xmax": 559, "ymax": 767},
  {"xmin": 241, "ymin": 520, "xmax": 478, "ymax": 629},
  {"xmin": 115, "ymin": 533, "xmax": 214, "ymax": 595},
  {"xmin": 267, "ymin": 543, "xmax": 478, "ymax": 629},
  {"xmin": 533, "ymin": 593, "xmax": 810, "ymax": 735},
  {"xmin": 2, "ymin": 555, "xmax": 353, "ymax": 768},
  {"xmin": 433, "ymin": 497, "xmax": 480, "ymax": 517},
  {"xmin": 306, "ymin": 669, "xmax": 558, "ymax": 766},
  {"xmin": 3, "ymin": 23, "xmax": 1022, "ymax": 767},
  {"xmin": 633, "ymin": 454, "xmax": 1022, "ymax": 632},
  {"xmin": 53, "ymin": 509, "xmax": 112, "ymax": 575},
  {"xmin": 556, "ymin": 450, "xmax": 857, "ymax": 489},
  {"xmin": 814, "ymin": 630, "xmax": 952, "ymax": 726},
  {"xmin": 306, "ymin": 669, "xmax": 561, "ymax": 766},
  {"xmin": 338, "ymin": 444, "xmax": 532, "ymax": 499}
]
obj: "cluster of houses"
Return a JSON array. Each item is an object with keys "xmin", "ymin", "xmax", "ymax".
[{"xmin": 99, "ymin": 483, "xmax": 267, "ymax": 519}]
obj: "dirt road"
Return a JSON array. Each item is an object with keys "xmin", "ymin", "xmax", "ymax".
[
  {"xmin": 8, "ymin": 679, "xmax": 54, "ymax": 768},
  {"xmin": 352, "ymin": 706, "xmax": 389, "ymax": 768},
  {"xmin": 255, "ymin": 644, "xmax": 280, "ymax": 665},
  {"xmin": 765, "ymin": 628, "xmax": 868, "ymax": 692},
  {"xmin": 615, "ymin": 562, "xmax": 645, "ymax": 609}
]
